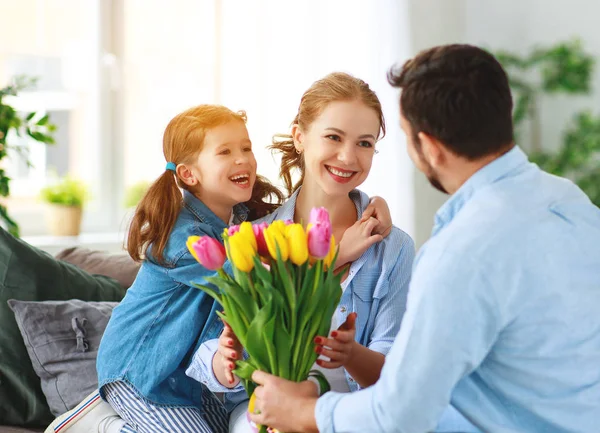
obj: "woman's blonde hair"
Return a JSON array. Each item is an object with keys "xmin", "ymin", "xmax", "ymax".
[
  {"xmin": 270, "ymin": 72, "xmax": 386, "ymax": 196},
  {"xmin": 128, "ymin": 104, "xmax": 283, "ymax": 263}
]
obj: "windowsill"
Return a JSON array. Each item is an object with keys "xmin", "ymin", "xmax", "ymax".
[{"xmin": 22, "ymin": 231, "xmax": 127, "ymax": 255}]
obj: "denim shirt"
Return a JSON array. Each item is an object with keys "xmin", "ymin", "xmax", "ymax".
[
  {"xmin": 186, "ymin": 188, "xmax": 415, "ymax": 397},
  {"xmin": 97, "ymin": 190, "xmax": 248, "ymax": 408}
]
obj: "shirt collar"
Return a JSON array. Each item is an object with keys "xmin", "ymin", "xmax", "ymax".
[
  {"xmin": 183, "ymin": 190, "xmax": 249, "ymax": 230},
  {"xmin": 432, "ymin": 145, "xmax": 529, "ymax": 236},
  {"xmin": 275, "ymin": 188, "xmax": 366, "ymax": 222}
]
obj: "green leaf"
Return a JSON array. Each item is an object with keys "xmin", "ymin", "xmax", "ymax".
[
  {"xmin": 232, "ymin": 359, "xmax": 257, "ymax": 382},
  {"xmin": 189, "ymin": 282, "xmax": 222, "ymax": 304},
  {"xmin": 245, "ymin": 297, "xmax": 276, "ymax": 373},
  {"xmin": 36, "ymin": 114, "xmax": 49, "ymax": 125}
]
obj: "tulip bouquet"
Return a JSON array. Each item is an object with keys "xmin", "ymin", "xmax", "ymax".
[{"xmin": 187, "ymin": 208, "xmax": 343, "ymax": 432}]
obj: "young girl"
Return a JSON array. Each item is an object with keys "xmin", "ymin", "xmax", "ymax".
[
  {"xmin": 45, "ymin": 104, "xmax": 390, "ymax": 433},
  {"xmin": 185, "ymin": 72, "xmax": 417, "ymax": 433},
  {"xmin": 98, "ymin": 105, "xmax": 284, "ymax": 433}
]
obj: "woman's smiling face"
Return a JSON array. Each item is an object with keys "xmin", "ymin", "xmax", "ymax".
[{"xmin": 294, "ymin": 99, "xmax": 380, "ymax": 197}]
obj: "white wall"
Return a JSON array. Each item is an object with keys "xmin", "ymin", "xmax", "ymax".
[
  {"xmin": 217, "ymin": 0, "xmax": 416, "ymax": 237},
  {"xmin": 406, "ymin": 0, "xmax": 600, "ymax": 247}
]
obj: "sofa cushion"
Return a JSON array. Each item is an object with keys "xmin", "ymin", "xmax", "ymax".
[
  {"xmin": 55, "ymin": 247, "xmax": 140, "ymax": 289},
  {"xmin": 0, "ymin": 228, "xmax": 126, "ymax": 428},
  {"xmin": 8, "ymin": 300, "xmax": 117, "ymax": 417}
]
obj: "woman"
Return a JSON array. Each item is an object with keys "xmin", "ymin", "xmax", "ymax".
[{"xmin": 186, "ymin": 72, "xmax": 418, "ymax": 432}]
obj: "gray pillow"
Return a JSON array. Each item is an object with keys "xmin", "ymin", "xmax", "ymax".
[
  {"xmin": 7, "ymin": 299, "xmax": 117, "ymax": 416},
  {"xmin": 55, "ymin": 247, "xmax": 141, "ymax": 289}
]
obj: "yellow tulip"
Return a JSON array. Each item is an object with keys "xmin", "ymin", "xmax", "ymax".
[
  {"xmin": 227, "ymin": 232, "xmax": 256, "ymax": 272},
  {"xmin": 323, "ymin": 234, "xmax": 337, "ymax": 269},
  {"xmin": 238, "ymin": 221, "xmax": 257, "ymax": 252},
  {"xmin": 286, "ymin": 223, "xmax": 309, "ymax": 265},
  {"xmin": 186, "ymin": 236, "xmax": 201, "ymax": 263},
  {"xmin": 264, "ymin": 221, "xmax": 289, "ymax": 261}
]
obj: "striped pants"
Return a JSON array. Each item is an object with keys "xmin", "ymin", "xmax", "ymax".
[{"xmin": 103, "ymin": 381, "xmax": 228, "ymax": 433}]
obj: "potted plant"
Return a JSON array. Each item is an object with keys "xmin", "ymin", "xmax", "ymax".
[
  {"xmin": 0, "ymin": 75, "xmax": 56, "ymax": 236},
  {"xmin": 494, "ymin": 39, "xmax": 600, "ymax": 207},
  {"xmin": 40, "ymin": 176, "xmax": 88, "ymax": 236}
]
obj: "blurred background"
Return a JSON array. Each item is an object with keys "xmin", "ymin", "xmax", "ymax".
[{"xmin": 1, "ymin": 0, "xmax": 599, "ymax": 252}]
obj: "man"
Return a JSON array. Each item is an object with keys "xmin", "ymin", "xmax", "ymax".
[{"xmin": 249, "ymin": 44, "xmax": 600, "ymax": 433}]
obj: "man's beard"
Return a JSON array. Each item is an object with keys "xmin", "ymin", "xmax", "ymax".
[{"xmin": 420, "ymin": 155, "xmax": 448, "ymax": 194}]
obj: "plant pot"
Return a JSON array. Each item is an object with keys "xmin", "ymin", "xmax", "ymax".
[{"xmin": 45, "ymin": 204, "xmax": 83, "ymax": 236}]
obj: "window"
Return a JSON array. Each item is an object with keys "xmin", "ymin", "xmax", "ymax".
[{"xmin": 1, "ymin": 0, "xmax": 415, "ymax": 239}]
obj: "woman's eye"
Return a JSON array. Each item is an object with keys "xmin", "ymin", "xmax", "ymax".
[
  {"xmin": 218, "ymin": 149, "xmax": 230, "ymax": 155},
  {"xmin": 358, "ymin": 140, "xmax": 373, "ymax": 148},
  {"xmin": 326, "ymin": 135, "xmax": 341, "ymax": 142}
]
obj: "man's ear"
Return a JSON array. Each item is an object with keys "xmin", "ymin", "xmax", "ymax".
[
  {"xmin": 417, "ymin": 131, "xmax": 445, "ymax": 169},
  {"xmin": 176, "ymin": 164, "xmax": 198, "ymax": 187},
  {"xmin": 291, "ymin": 124, "xmax": 304, "ymax": 154}
]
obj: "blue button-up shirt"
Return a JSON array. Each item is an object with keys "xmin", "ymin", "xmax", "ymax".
[
  {"xmin": 316, "ymin": 146, "xmax": 600, "ymax": 433},
  {"xmin": 97, "ymin": 191, "xmax": 247, "ymax": 407}
]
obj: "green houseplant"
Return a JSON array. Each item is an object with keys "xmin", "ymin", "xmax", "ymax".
[
  {"xmin": 494, "ymin": 39, "xmax": 600, "ymax": 207},
  {"xmin": 124, "ymin": 180, "xmax": 151, "ymax": 209},
  {"xmin": 0, "ymin": 76, "xmax": 57, "ymax": 236},
  {"xmin": 40, "ymin": 176, "xmax": 88, "ymax": 236}
]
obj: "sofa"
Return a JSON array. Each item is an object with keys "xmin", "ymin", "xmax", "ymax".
[{"xmin": 0, "ymin": 228, "xmax": 140, "ymax": 433}]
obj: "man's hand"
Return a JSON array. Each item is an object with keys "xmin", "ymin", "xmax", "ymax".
[
  {"xmin": 314, "ymin": 312, "xmax": 358, "ymax": 369},
  {"xmin": 249, "ymin": 371, "xmax": 320, "ymax": 433}
]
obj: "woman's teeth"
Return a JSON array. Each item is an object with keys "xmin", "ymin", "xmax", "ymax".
[{"xmin": 326, "ymin": 166, "xmax": 353, "ymax": 178}]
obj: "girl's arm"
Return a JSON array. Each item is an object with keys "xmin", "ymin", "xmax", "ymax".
[{"xmin": 335, "ymin": 195, "xmax": 393, "ymax": 268}]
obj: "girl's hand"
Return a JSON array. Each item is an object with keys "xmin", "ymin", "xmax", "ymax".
[
  {"xmin": 363, "ymin": 196, "xmax": 393, "ymax": 238},
  {"xmin": 314, "ymin": 312, "xmax": 357, "ymax": 369},
  {"xmin": 337, "ymin": 218, "xmax": 383, "ymax": 267},
  {"xmin": 215, "ymin": 322, "xmax": 243, "ymax": 387}
]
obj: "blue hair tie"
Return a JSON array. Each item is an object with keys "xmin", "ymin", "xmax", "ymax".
[{"xmin": 165, "ymin": 162, "xmax": 176, "ymax": 172}]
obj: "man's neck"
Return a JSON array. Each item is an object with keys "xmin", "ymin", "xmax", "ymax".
[{"xmin": 445, "ymin": 146, "xmax": 514, "ymax": 194}]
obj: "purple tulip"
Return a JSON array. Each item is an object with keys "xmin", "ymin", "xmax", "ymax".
[
  {"xmin": 191, "ymin": 236, "xmax": 227, "ymax": 270},
  {"xmin": 228, "ymin": 225, "xmax": 240, "ymax": 236},
  {"xmin": 307, "ymin": 222, "xmax": 332, "ymax": 259},
  {"xmin": 309, "ymin": 207, "xmax": 331, "ymax": 226},
  {"xmin": 253, "ymin": 222, "xmax": 270, "ymax": 257}
]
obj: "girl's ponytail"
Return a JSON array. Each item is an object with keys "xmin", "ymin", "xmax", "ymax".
[{"xmin": 127, "ymin": 170, "xmax": 181, "ymax": 263}]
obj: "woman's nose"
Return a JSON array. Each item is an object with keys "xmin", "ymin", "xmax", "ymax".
[{"xmin": 337, "ymin": 143, "xmax": 357, "ymax": 165}]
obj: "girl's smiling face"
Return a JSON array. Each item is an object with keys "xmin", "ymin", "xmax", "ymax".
[{"xmin": 188, "ymin": 120, "xmax": 257, "ymax": 215}]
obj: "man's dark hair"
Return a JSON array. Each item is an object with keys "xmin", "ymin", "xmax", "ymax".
[{"xmin": 388, "ymin": 44, "xmax": 514, "ymax": 159}]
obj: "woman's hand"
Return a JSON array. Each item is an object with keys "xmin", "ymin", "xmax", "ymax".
[
  {"xmin": 314, "ymin": 313, "xmax": 357, "ymax": 369},
  {"xmin": 213, "ymin": 322, "xmax": 243, "ymax": 387}
]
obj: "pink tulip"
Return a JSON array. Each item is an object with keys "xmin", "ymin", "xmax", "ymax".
[
  {"xmin": 307, "ymin": 222, "xmax": 331, "ymax": 259},
  {"xmin": 309, "ymin": 207, "xmax": 331, "ymax": 226},
  {"xmin": 253, "ymin": 222, "xmax": 270, "ymax": 257},
  {"xmin": 228, "ymin": 225, "xmax": 240, "ymax": 236},
  {"xmin": 283, "ymin": 219, "xmax": 294, "ymax": 225},
  {"xmin": 191, "ymin": 236, "xmax": 227, "ymax": 270}
]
